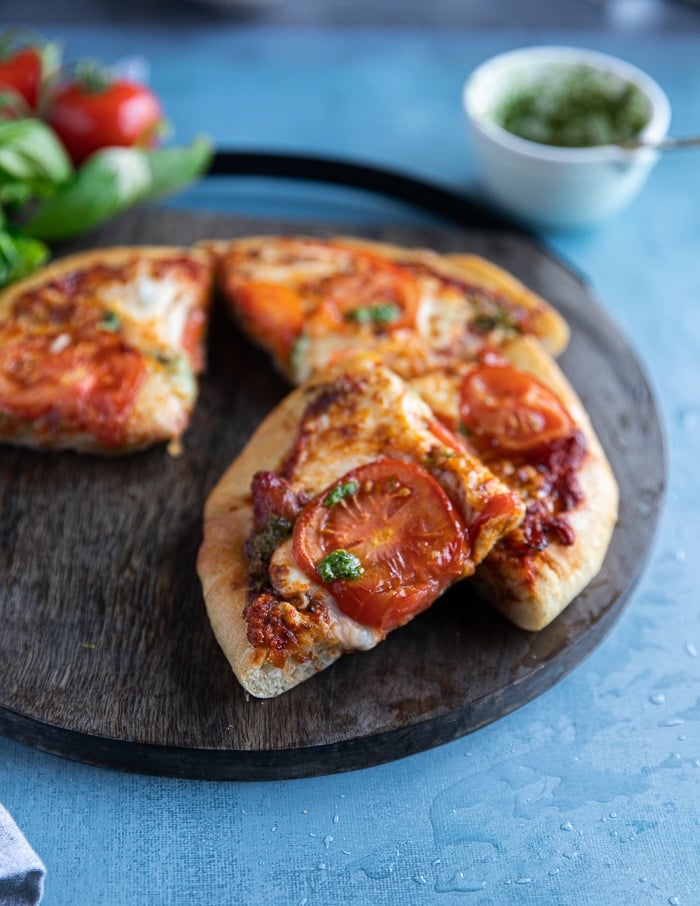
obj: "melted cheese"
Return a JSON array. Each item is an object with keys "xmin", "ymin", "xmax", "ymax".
[
  {"xmin": 410, "ymin": 371, "xmax": 462, "ymax": 424},
  {"xmin": 283, "ymin": 360, "xmax": 522, "ymax": 581},
  {"xmin": 101, "ymin": 266, "xmax": 192, "ymax": 354},
  {"xmin": 269, "ymin": 539, "xmax": 381, "ymax": 651}
]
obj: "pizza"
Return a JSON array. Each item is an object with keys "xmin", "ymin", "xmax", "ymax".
[
  {"xmin": 196, "ymin": 354, "xmax": 526, "ymax": 698},
  {"xmin": 409, "ymin": 336, "xmax": 619, "ymax": 630},
  {"xmin": 0, "ymin": 246, "xmax": 213, "ymax": 453},
  {"xmin": 204, "ymin": 234, "xmax": 569, "ymax": 384}
]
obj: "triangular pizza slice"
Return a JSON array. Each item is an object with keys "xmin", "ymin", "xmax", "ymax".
[
  {"xmin": 204, "ymin": 234, "xmax": 569, "ymax": 384},
  {"xmin": 410, "ymin": 336, "xmax": 619, "ymax": 630},
  {"xmin": 0, "ymin": 246, "xmax": 213, "ymax": 453},
  {"xmin": 197, "ymin": 354, "xmax": 525, "ymax": 697}
]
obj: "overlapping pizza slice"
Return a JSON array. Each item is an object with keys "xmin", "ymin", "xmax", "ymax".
[
  {"xmin": 410, "ymin": 336, "xmax": 619, "ymax": 630},
  {"xmin": 197, "ymin": 355, "xmax": 525, "ymax": 698},
  {"xmin": 0, "ymin": 246, "xmax": 213, "ymax": 453},
  {"xmin": 204, "ymin": 234, "xmax": 569, "ymax": 384}
]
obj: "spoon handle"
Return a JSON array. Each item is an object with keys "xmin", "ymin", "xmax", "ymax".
[{"xmin": 623, "ymin": 135, "xmax": 700, "ymax": 152}]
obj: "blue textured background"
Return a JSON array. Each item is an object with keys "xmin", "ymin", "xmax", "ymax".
[{"xmin": 1, "ymin": 16, "xmax": 699, "ymax": 906}]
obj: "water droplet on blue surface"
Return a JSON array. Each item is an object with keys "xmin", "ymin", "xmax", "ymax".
[
  {"xmin": 323, "ymin": 835, "xmax": 334, "ymax": 848},
  {"xmin": 649, "ymin": 693, "xmax": 666, "ymax": 705},
  {"xmin": 434, "ymin": 873, "xmax": 486, "ymax": 893},
  {"xmin": 560, "ymin": 821, "xmax": 573, "ymax": 831},
  {"xmin": 685, "ymin": 643, "xmax": 698, "ymax": 658}
]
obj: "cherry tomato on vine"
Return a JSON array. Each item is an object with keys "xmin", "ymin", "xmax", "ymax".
[
  {"xmin": 48, "ymin": 74, "xmax": 163, "ymax": 165},
  {"xmin": 0, "ymin": 46, "xmax": 43, "ymax": 111}
]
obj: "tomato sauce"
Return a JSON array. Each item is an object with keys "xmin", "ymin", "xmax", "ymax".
[{"xmin": 494, "ymin": 430, "xmax": 586, "ymax": 562}]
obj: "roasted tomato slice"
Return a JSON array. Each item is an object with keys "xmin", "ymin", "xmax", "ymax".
[
  {"xmin": 229, "ymin": 280, "xmax": 304, "ymax": 365},
  {"xmin": 309, "ymin": 251, "xmax": 419, "ymax": 332},
  {"xmin": 0, "ymin": 329, "xmax": 146, "ymax": 446},
  {"xmin": 292, "ymin": 458, "xmax": 467, "ymax": 632},
  {"xmin": 460, "ymin": 363, "xmax": 574, "ymax": 455}
]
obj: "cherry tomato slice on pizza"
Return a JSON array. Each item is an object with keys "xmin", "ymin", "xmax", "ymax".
[
  {"xmin": 293, "ymin": 458, "xmax": 467, "ymax": 632},
  {"xmin": 460, "ymin": 363, "xmax": 574, "ymax": 455},
  {"xmin": 231, "ymin": 280, "xmax": 304, "ymax": 364},
  {"xmin": 0, "ymin": 329, "xmax": 145, "ymax": 446},
  {"xmin": 310, "ymin": 251, "xmax": 419, "ymax": 333}
]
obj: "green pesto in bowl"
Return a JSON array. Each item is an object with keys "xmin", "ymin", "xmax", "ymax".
[{"xmin": 495, "ymin": 64, "xmax": 650, "ymax": 148}]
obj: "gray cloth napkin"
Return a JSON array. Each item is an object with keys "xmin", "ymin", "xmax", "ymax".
[{"xmin": 0, "ymin": 806, "xmax": 45, "ymax": 906}]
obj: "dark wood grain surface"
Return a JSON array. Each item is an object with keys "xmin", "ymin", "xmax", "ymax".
[{"xmin": 0, "ymin": 207, "xmax": 665, "ymax": 779}]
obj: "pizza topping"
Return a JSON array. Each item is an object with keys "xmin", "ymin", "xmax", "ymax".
[
  {"xmin": 317, "ymin": 549, "xmax": 365, "ymax": 582},
  {"xmin": 243, "ymin": 592, "xmax": 333, "ymax": 667},
  {"xmin": 99, "ymin": 311, "xmax": 120, "ymax": 332},
  {"xmin": 491, "ymin": 429, "xmax": 587, "ymax": 566},
  {"xmin": 250, "ymin": 470, "xmax": 307, "ymax": 530},
  {"xmin": 303, "ymin": 249, "xmax": 420, "ymax": 334},
  {"xmin": 293, "ymin": 458, "xmax": 467, "ymax": 632},
  {"xmin": 404, "ymin": 260, "xmax": 533, "ymax": 340},
  {"xmin": 245, "ymin": 515, "xmax": 294, "ymax": 594},
  {"xmin": 323, "ymin": 480, "xmax": 359, "ymax": 508},
  {"xmin": 229, "ymin": 280, "xmax": 304, "ymax": 364},
  {"xmin": 0, "ymin": 328, "xmax": 146, "ymax": 445},
  {"xmin": 346, "ymin": 302, "xmax": 402, "ymax": 325},
  {"xmin": 471, "ymin": 308, "xmax": 520, "ymax": 335},
  {"xmin": 460, "ymin": 363, "xmax": 575, "ymax": 455}
]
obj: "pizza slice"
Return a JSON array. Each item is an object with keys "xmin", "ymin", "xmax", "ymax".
[
  {"xmin": 204, "ymin": 234, "xmax": 569, "ymax": 384},
  {"xmin": 410, "ymin": 336, "xmax": 619, "ymax": 630},
  {"xmin": 197, "ymin": 354, "xmax": 525, "ymax": 698},
  {"xmin": 0, "ymin": 246, "xmax": 213, "ymax": 453}
]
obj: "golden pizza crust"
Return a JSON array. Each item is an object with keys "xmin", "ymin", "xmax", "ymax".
[
  {"xmin": 0, "ymin": 245, "xmax": 213, "ymax": 454},
  {"xmin": 197, "ymin": 384, "xmax": 346, "ymax": 699},
  {"xmin": 197, "ymin": 355, "xmax": 525, "ymax": 698}
]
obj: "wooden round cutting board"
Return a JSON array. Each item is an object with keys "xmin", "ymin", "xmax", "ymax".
[{"xmin": 0, "ymin": 207, "xmax": 664, "ymax": 780}]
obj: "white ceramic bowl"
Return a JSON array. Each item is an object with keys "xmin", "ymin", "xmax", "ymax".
[{"xmin": 463, "ymin": 46, "xmax": 672, "ymax": 230}]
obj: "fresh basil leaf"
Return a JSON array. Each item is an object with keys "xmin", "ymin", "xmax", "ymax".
[
  {"xmin": 0, "ymin": 227, "xmax": 49, "ymax": 287},
  {"xmin": 0, "ymin": 179, "xmax": 33, "ymax": 208},
  {"xmin": 347, "ymin": 302, "xmax": 402, "ymax": 325},
  {"xmin": 26, "ymin": 138, "xmax": 212, "ymax": 241},
  {"xmin": 146, "ymin": 136, "xmax": 213, "ymax": 198},
  {"xmin": 0, "ymin": 118, "xmax": 72, "ymax": 188},
  {"xmin": 26, "ymin": 146, "xmax": 152, "ymax": 240}
]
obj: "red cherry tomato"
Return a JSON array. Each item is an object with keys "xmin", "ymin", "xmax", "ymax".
[
  {"xmin": 293, "ymin": 458, "xmax": 467, "ymax": 632},
  {"xmin": 0, "ymin": 46, "xmax": 42, "ymax": 110},
  {"xmin": 48, "ymin": 79, "xmax": 163, "ymax": 165},
  {"xmin": 460, "ymin": 363, "xmax": 574, "ymax": 455}
]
